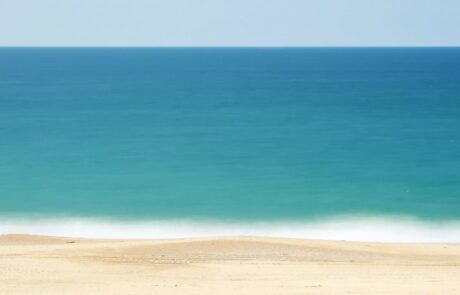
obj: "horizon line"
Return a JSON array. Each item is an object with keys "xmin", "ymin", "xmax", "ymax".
[{"xmin": 1, "ymin": 45, "xmax": 460, "ymax": 49}]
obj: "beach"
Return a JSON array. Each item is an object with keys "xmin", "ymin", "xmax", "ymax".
[
  {"xmin": 1, "ymin": 235, "xmax": 459, "ymax": 294},
  {"xmin": 1, "ymin": 48, "xmax": 460, "ymax": 294}
]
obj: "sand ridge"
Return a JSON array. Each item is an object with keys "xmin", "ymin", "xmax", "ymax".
[{"xmin": 1, "ymin": 235, "xmax": 459, "ymax": 294}]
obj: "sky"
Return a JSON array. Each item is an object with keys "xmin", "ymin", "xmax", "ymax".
[{"xmin": 0, "ymin": 0, "xmax": 459, "ymax": 46}]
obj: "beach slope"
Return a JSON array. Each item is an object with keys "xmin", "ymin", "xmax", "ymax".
[{"xmin": 0, "ymin": 235, "xmax": 459, "ymax": 294}]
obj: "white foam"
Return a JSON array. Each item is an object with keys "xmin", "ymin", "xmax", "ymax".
[{"xmin": 1, "ymin": 216, "xmax": 460, "ymax": 243}]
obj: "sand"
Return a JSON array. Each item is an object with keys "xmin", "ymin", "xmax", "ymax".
[{"xmin": 0, "ymin": 235, "xmax": 459, "ymax": 294}]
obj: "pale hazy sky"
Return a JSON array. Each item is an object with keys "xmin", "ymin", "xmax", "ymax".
[{"xmin": 1, "ymin": 0, "xmax": 459, "ymax": 46}]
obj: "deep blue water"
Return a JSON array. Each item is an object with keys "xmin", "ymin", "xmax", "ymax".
[{"xmin": 1, "ymin": 48, "xmax": 460, "ymax": 225}]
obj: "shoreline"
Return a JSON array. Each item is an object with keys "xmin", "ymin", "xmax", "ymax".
[
  {"xmin": 2, "ymin": 216, "xmax": 460, "ymax": 243},
  {"xmin": 1, "ymin": 234, "xmax": 459, "ymax": 294}
]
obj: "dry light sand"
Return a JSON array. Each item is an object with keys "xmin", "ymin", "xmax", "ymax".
[{"xmin": 0, "ymin": 235, "xmax": 459, "ymax": 294}]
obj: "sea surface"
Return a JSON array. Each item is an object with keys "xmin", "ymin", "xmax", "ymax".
[{"xmin": 1, "ymin": 48, "xmax": 460, "ymax": 242}]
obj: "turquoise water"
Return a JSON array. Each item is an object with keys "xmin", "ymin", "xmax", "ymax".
[{"xmin": 1, "ymin": 48, "xmax": 460, "ymax": 241}]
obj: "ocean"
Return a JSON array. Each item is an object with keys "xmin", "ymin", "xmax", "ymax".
[{"xmin": 1, "ymin": 47, "xmax": 460, "ymax": 242}]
